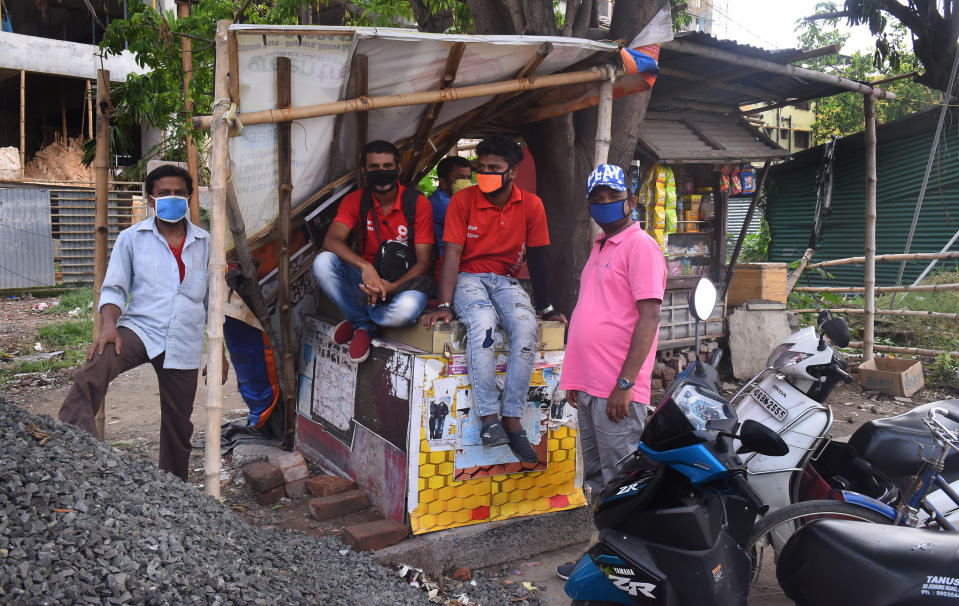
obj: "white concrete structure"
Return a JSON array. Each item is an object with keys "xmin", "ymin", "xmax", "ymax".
[{"xmin": 0, "ymin": 31, "xmax": 146, "ymax": 82}]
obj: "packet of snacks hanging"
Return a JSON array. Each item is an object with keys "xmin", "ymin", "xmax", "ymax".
[
  {"xmin": 664, "ymin": 166, "xmax": 678, "ymax": 235},
  {"xmin": 643, "ymin": 163, "xmax": 672, "ymax": 251}
]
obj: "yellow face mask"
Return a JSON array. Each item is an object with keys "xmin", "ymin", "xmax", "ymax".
[{"xmin": 451, "ymin": 178, "xmax": 473, "ymax": 194}]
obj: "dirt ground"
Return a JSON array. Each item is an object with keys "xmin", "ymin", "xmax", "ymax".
[{"xmin": 2, "ymin": 293, "xmax": 957, "ymax": 605}]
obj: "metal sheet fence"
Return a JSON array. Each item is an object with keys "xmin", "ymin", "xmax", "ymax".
[
  {"xmin": 0, "ymin": 187, "xmax": 55, "ymax": 289},
  {"xmin": 53, "ymin": 188, "xmax": 138, "ymax": 285}
]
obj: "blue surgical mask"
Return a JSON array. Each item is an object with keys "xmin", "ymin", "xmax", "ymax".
[
  {"xmin": 155, "ymin": 196, "xmax": 189, "ymax": 223},
  {"xmin": 589, "ymin": 199, "xmax": 628, "ymax": 226}
]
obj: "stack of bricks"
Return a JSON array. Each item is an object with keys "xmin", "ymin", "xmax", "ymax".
[
  {"xmin": 651, "ymin": 343, "xmax": 722, "ymax": 391},
  {"xmin": 241, "ymin": 451, "xmax": 310, "ymax": 505}
]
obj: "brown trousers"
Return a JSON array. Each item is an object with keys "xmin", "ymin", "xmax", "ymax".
[{"xmin": 58, "ymin": 326, "xmax": 199, "ymax": 480}]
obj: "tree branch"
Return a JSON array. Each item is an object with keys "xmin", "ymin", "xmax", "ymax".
[{"xmin": 563, "ymin": 0, "xmax": 582, "ymax": 37}]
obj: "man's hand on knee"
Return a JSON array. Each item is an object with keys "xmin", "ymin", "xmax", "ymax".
[{"xmin": 87, "ymin": 324, "xmax": 122, "ymax": 360}]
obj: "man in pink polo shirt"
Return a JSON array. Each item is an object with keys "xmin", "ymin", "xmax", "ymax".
[{"xmin": 561, "ymin": 163, "xmax": 666, "ymax": 498}]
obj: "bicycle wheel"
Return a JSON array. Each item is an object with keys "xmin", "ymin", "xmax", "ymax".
[{"xmin": 746, "ymin": 500, "xmax": 892, "ymax": 605}]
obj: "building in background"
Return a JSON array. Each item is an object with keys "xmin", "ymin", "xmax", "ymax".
[
  {"xmin": 745, "ymin": 103, "xmax": 816, "ymax": 154},
  {"xmin": 683, "ymin": 0, "xmax": 716, "ymax": 34}
]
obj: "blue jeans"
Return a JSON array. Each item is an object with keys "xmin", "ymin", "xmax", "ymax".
[
  {"xmin": 312, "ymin": 251, "xmax": 427, "ymax": 332},
  {"xmin": 452, "ymin": 272, "xmax": 538, "ymax": 419}
]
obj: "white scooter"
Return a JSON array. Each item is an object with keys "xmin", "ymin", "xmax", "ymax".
[{"xmin": 731, "ymin": 311, "xmax": 898, "ymax": 515}]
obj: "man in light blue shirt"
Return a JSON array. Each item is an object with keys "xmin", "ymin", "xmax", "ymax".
[
  {"xmin": 427, "ymin": 156, "xmax": 472, "ymax": 256},
  {"xmin": 59, "ymin": 165, "xmax": 227, "ymax": 480}
]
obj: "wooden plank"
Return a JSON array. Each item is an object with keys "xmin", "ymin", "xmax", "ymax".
[{"xmin": 276, "ymin": 56, "xmax": 297, "ymax": 450}]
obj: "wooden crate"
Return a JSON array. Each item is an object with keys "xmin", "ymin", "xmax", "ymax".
[{"xmin": 727, "ymin": 263, "xmax": 788, "ymax": 307}]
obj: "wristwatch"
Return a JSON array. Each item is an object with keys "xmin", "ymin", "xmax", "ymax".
[
  {"xmin": 436, "ymin": 302, "xmax": 452, "ymax": 310},
  {"xmin": 538, "ymin": 304, "xmax": 555, "ymax": 316},
  {"xmin": 616, "ymin": 377, "xmax": 635, "ymax": 391}
]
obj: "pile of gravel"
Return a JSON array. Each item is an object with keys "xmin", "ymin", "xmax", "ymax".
[{"xmin": 0, "ymin": 397, "xmax": 545, "ymax": 605}]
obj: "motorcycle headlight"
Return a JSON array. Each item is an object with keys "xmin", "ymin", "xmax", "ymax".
[{"xmin": 772, "ymin": 350, "xmax": 813, "ymax": 369}]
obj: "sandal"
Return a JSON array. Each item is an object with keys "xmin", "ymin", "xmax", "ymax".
[
  {"xmin": 506, "ymin": 430, "xmax": 539, "ymax": 463},
  {"xmin": 480, "ymin": 419, "xmax": 509, "ymax": 447}
]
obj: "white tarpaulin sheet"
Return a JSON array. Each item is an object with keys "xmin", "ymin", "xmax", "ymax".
[{"xmin": 227, "ymin": 25, "xmax": 618, "ymax": 239}]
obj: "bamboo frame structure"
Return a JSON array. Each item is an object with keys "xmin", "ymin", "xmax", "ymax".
[
  {"xmin": 793, "ymin": 283, "xmax": 959, "ymax": 294},
  {"xmin": 593, "ymin": 67, "xmax": 614, "ymax": 165},
  {"xmin": 863, "ymin": 93, "xmax": 877, "ymax": 361},
  {"xmin": 192, "ymin": 66, "xmax": 619, "ymax": 129},
  {"xmin": 786, "ymin": 248, "xmax": 815, "ymax": 294},
  {"xmin": 86, "ymin": 80, "xmax": 94, "ymax": 140},
  {"xmin": 353, "ymin": 54, "xmax": 368, "ymax": 182},
  {"xmin": 93, "ymin": 69, "xmax": 111, "ymax": 441},
  {"xmin": 662, "ymin": 39, "xmax": 895, "ymax": 99},
  {"xmin": 847, "ymin": 341, "xmax": 959, "ymax": 359},
  {"xmin": 794, "ymin": 308, "xmax": 959, "ymax": 320},
  {"xmin": 805, "ymin": 251, "xmax": 959, "ymax": 269},
  {"xmin": 276, "ymin": 56, "xmax": 298, "ymax": 451},
  {"xmin": 204, "ymin": 19, "xmax": 231, "ymax": 498}
]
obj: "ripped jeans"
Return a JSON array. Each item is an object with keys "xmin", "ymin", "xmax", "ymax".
[{"xmin": 452, "ymin": 272, "xmax": 539, "ymax": 419}]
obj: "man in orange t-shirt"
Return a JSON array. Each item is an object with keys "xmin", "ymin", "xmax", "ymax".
[
  {"xmin": 314, "ymin": 140, "xmax": 435, "ymax": 363},
  {"xmin": 423, "ymin": 134, "xmax": 566, "ymax": 463}
]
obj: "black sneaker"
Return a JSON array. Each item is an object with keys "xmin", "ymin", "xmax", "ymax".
[
  {"xmin": 556, "ymin": 561, "xmax": 577, "ymax": 580},
  {"xmin": 480, "ymin": 419, "xmax": 509, "ymax": 447},
  {"xmin": 506, "ymin": 430, "xmax": 539, "ymax": 463}
]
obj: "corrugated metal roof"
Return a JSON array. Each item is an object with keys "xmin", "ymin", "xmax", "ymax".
[
  {"xmin": 766, "ymin": 108, "xmax": 959, "ymax": 286},
  {"xmin": 653, "ymin": 32, "xmax": 853, "ymax": 110},
  {"xmin": 637, "ymin": 111, "xmax": 788, "ymax": 163},
  {"xmin": 0, "ymin": 187, "xmax": 55, "ymax": 289}
]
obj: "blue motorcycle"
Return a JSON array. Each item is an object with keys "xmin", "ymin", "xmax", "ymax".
[{"xmin": 564, "ymin": 278, "xmax": 789, "ymax": 606}]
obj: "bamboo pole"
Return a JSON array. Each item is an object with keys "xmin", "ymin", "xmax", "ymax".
[
  {"xmin": 794, "ymin": 308, "xmax": 959, "ymax": 320},
  {"xmin": 60, "ymin": 94, "xmax": 68, "ymax": 140},
  {"xmin": 847, "ymin": 341, "xmax": 959, "ymax": 359},
  {"xmin": 662, "ymin": 39, "xmax": 895, "ymax": 99},
  {"xmin": 404, "ymin": 43, "xmax": 464, "ymax": 182},
  {"xmin": 353, "ymin": 54, "xmax": 368, "ymax": 183},
  {"xmin": 786, "ymin": 247, "xmax": 816, "ymax": 294},
  {"xmin": 86, "ymin": 80, "xmax": 94, "ymax": 140},
  {"xmin": 793, "ymin": 283, "xmax": 959, "ymax": 293},
  {"xmin": 193, "ymin": 66, "xmax": 619, "ymax": 129},
  {"xmin": 902, "ymin": 229, "xmax": 959, "ymax": 305},
  {"xmin": 806, "ymin": 251, "xmax": 959, "ymax": 269},
  {"xmin": 204, "ymin": 20, "xmax": 231, "ymax": 498},
  {"xmin": 863, "ymin": 94, "xmax": 877, "ymax": 362},
  {"xmin": 593, "ymin": 66, "xmax": 615, "ymax": 166},
  {"xmin": 225, "ymin": 178, "xmax": 274, "ymax": 339},
  {"xmin": 93, "ymin": 69, "xmax": 111, "ymax": 441},
  {"xmin": 178, "ymin": 0, "xmax": 201, "ymax": 225},
  {"xmin": 275, "ymin": 56, "xmax": 297, "ymax": 451},
  {"xmin": 20, "ymin": 70, "xmax": 25, "ymax": 178}
]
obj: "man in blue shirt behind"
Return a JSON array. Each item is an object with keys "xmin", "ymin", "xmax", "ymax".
[
  {"xmin": 427, "ymin": 156, "xmax": 472, "ymax": 255},
  {"xmin": 58, "ymin": 165, "xmax": 228, "ymax": 480}
]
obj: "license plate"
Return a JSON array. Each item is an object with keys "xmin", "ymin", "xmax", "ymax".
[{"xmin": 751, "ymin": 386, "xmax": 788, "ymax": 421}]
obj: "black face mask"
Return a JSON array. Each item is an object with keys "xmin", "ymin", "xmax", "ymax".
[{"xmin": 367, "ymin": 168, "xmax": 399, "ymax": 188}]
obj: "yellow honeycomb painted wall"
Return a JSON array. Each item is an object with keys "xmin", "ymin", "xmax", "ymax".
[{"xmin": 410, "ymin": 424, "xmax": 585, "ymax": 534}]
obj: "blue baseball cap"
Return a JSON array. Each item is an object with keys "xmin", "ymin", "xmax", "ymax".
[{"xmin": 586, "ymin": 164, "xmax": 627, "ymax": 196}]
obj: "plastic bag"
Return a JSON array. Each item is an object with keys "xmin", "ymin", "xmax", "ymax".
[
  {"xmin": 741, "ymin": 163, "xmax": 756, "ymax": 194},
  {"xmin": 731, "ymin": 165, "xmax": 742, "ymax": 195}
]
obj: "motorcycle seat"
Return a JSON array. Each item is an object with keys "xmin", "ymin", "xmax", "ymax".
[
  {"xmin": 778, "ymin": 519, "xmax": 959, "ymax": 606},
  {"xmin": 848, "ymin": 400, "xmax": 959, "ymax": 494}
]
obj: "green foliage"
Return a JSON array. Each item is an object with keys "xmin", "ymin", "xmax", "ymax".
[
  {"xmin": 670, "ymin": 0, "xmax": 692, "ymax": 31},
  {"xmin": 343, "ymin": 0, "xmax": 415, "ymax": 26},
  {"xmin": 735, "ymin": 220, "xmax": 771, "ymax": 263},
  {"xmin": 417, "ymin": 165, "xmax": 439, "ymax": 197},
  {"xmin": 47, "ymin": 287, "xmax": 95, "ymax": 315},
  {"xmin": 928, "ymin": 354, "xmax": 959, "ymax": 390},
  {"xmin": 796, "ymin": 4, "xmax": 937, "ymax": 141},
  {"xmin": 95, "ymin": 1, "xmax": 308, "ymax": 179}
]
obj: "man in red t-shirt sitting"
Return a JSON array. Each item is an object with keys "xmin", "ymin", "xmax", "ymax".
[
  {"xmin": 423, "ymin": 135, "xmax": 566, "ymax": 463},
  {"xmin": 314, "ymin": 140, "xmax": 435, "ymax": 363}
]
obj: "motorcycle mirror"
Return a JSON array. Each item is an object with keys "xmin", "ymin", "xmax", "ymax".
[
  {"xmin": 822, "ymin": 317, "xmax": 850, "ymax": 348},
  {"xmin": 688, "ymin": 277, "xmax": 718, "ymax": 321},
  {"xmin": 738, "ymin": 419, "xmax": 789, "ymax": 457}
]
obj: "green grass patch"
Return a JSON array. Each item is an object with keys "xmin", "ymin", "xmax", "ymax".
[
  {"xmin": 0, "ymin": 317, "xmax": 92, "ymax": 386},
  {"xmin": 44, "ymin": 287, "xmax": 94, "ymax": 315}
]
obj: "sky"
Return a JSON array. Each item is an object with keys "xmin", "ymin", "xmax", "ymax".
[{"xmin": 716, "ymin": 0, "xmax": 880, "ymax": 54}]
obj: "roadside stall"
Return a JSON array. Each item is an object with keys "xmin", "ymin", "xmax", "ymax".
[
  {"xmin": 631, "ymin": 111, "xmax": 787, "ymax": 351},
  {"xmin": 194, "ymin": 19, "xmax": 668, "ymax": 537}
]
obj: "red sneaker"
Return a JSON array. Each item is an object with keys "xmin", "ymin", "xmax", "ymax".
[
  {"xmin": 332, "ymin": 320, "xmax": 355, "ymax": 345},
  {"xmin": 349, "ymin": 328, "xmax": 371, "ymax": 363}
]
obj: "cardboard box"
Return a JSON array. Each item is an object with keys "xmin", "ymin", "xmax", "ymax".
[
  {"xmin": 727, "ymin": 263, "xmax": 788, "ymax": 307},
  {"xmin": 858, "ymin": 357, "xmax": 925, "ymax": 397}
]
